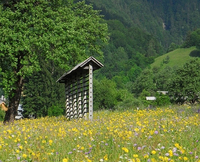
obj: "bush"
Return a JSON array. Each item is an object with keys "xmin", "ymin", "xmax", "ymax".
[
  {"xmin": 155, "ymin": 93, "xmax": 171, "ymax": 106},
  {"xmin": 93, "ymin": 78, "xmax": 118, "ymax": 110},
  {"xmin": 47, "ymin": 105, "xmax": 65, "ymax": 117},
  {"xmin": 0, "ymin": 109, "xmax": 5, "ymax": 121},
  {"xmin": 115, "ymin": 89, "xmax": 142, "ymax": 110},
  {"xmin": 138, "ymin": 90, "xmax": 171, "ymax": 108}
]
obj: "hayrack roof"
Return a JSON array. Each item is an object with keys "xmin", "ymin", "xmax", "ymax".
[{"xmin": 57, "ymin": 56, "xmax": 103, "ymax": 83}]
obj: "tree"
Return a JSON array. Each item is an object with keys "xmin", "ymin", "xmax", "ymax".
[
  {"xmin": 167, "ymin": 42, "xmax": 179, "ymax": 52},
  {"xmin": 182, "ymin": 29, "xmax": 200, "ymax": 48},
  {"xmin": 132, "ymin": 69, "xmax": 156, "ymax": 97},
  {"xmin": 168, "ymin": 59, "xmax": 200, "ymax": 104},
  {"xmin": 153, "ymin": 66, "xmax": 175, "ymax": 91},
  {"xmin": 0, "ymin": 0, "xmax": 108, "ymax": 124},
  {"xmin": 93, "ymin": 78, "xmax": 118, "ymax": 110},
  {"xmin": 22, "ymin": 58, "xmax": 65, "ymax": 118}
]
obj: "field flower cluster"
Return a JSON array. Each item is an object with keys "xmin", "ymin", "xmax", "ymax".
[{"xmin": 0, "ymin": 107, "xmax": 200, "ymax": 161}]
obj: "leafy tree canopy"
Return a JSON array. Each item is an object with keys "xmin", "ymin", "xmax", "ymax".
[
  {"xmin": 132, "ymin": 69, "xmax": 156, "ymax": 97},
  {"xmin": 0, "ymin": 0, "xmax": 108, "ymax": 123},
  {"xmin": 168, "ymin": 59, "xmax": 200, "ymax": 104},
  {"xmin": 182, "ymin": 28, "xmax": 200, "ymax": 49}
]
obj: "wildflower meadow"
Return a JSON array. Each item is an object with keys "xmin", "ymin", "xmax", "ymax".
[{"xmin": 0, "ymin": 106, "xmax": 200, "ymax": 162}]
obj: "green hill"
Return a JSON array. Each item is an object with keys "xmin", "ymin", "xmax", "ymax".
[{"xmin": 151, "ymin": 46, "xmax": 200, "ymax": 69}]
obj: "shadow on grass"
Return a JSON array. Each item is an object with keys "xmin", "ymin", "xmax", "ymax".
[{"xmin": 189, "ymin": 49, "xmax": 200, "ymax": 57}]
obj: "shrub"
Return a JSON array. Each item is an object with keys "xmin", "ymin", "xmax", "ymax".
[
  {"xmin": 47, "ymin": 105, "xmax": 65, "ymax": 117},
  {"xmin": 0, "ymin": 109, "xmax": 5, "ymax": 121},
  {"xmin": 155, "ymin": 92, "xmax": 171, "ymax": 106}
]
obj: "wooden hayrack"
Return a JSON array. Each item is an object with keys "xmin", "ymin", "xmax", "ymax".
[{"xmin": 57, "ymin": 56, "xmax": 103, "ymax": 120}]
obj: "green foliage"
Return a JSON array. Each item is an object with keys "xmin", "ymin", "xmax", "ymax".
[
  {"xmin": 94, "ymin": 78, "xmax": 141, "ymax": 110},
  {"xmin": 0, "ymin": 0, "xmax": 108, "ymax": 122},
  {"xmin": 112, "ymin": 75, "xmax": 129, "ymax": 89},
  {"xmin": 133, "ymin": 69, "xmax": 156, "ymax": 97},
  {"xmin": 0, "ymin": 0, "xmax": 108, "ymax": 94},
  {"xmin": 153, "ymin": 66, "xmax": 175, "ymax": 91},
  {"xmin": 97, "ymin": 19, "xmax": 161, "ymax": 83},
  {"xmin": 22, "ymin": 59, "xmax": 65, "ymax": 118},
  {"xmin": 0, "ymin": 109, "xmax": 5, "ymax": 121},
  {"xmin": 138, "ymin": 90, "xmax": 170, "ymax": 108},
  {"xmin": 47, "ymin": 105, "xmax": 64, "ymax": 117},
  {"xmin": 167, "ymin": 42, "xmax": 179, "ymax": 52},
  {"xmin": 182, "ymin": 29, "xmax": 200, "ymax": 49},
  {"xmin": 116, "ymin": 96, "xmax": 142, "ymax": 111},
  {"xmin": 87, "ymin": 0, "xmax": 200, "ymax": 50},
  {"xmin": 155, "ymin": 93, "xmax": 171, "ymax": 107},
  {"xmin": 0, "ymin": 88, "xmax": 3, "ymax": 96},
  {"xmin": 162, "ymin": 55, "xmax": 170, "ymax": 64},
  {"xmin": 138, "ymin": 89, "xmax": 156, "ymax": 107},
  {"xmin": 168, "ymin": 59, "xmax": 200, "ymax": 104},
  {"xmin": 93, "ymin": 78, "xmax": 118, "ymax": 110}
]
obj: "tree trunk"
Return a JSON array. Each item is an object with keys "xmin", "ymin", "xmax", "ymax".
[
  {"xmin": 3, "ymin": 75, "xmax": 23, "ymax": 124},
  {"xmin": 3, "ymin": 52, "xmax": 24, "ymax": 124}
]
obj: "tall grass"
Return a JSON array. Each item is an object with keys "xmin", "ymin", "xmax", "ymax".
[{"xmin": 0, "ymin": 106, "xmax": 200, "ymax": 162}]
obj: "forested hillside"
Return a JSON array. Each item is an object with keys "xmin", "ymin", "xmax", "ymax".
[
  {"xmin": 88, "ymin": 0, "xmax": 200, "ymax": 109},
  {"xmin": 86, "ymin": 0, "xmax": 200, "ymax": 49}
]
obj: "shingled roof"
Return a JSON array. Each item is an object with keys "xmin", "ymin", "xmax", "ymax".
[{"xmin": 57, "ymin": 56, "xmax": 104, "ymax": 83}]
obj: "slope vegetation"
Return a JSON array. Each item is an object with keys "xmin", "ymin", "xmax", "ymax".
[{"xmin": 151, "ymin": 46, "xmax": 200, "ymax": 69}]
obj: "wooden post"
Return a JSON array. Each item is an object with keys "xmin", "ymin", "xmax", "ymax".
[{"xmin": 89, "ymin": 64, "xmax": 93, "ymax": 121}]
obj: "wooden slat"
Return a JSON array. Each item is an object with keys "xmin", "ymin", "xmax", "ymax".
[{"xmin": 89, "ymin": 64, "xmax": 93, "ymax": 121}]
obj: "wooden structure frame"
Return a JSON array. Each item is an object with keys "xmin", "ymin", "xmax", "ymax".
[{"xmin": 57, "ymin": 56, "xmax": 103, "ymax": 120}]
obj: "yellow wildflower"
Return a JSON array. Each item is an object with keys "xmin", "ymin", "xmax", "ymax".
[
  {"xmin": 168, "ymin": 150, "xmax": 173, "ymax": 157},
  {"xmin": 174, "ymin": 143, "xmax": 179, "ymax": 148},
  {"xmin": 151, "ymin": 150, "xmax": 156, "ymax": 155},
  {"xmin": 122, "ymin": 147, "xmax": 129, "ymax": 153},
  {"xmin": 22, "ymin": 154, "xmax": 27, "ymax": 158},
  {"xmin": 19, "ymin": 145, "xmax": 23, "ymax": 150},
  {"xmin": 104, "ymin": 154, "xmax": 108, "ymax": 161},
  {"xmin": 49, "ymin": 140, "xmax": 53, "ymax": 145},
  {"xmin": 136, "ymin": 158, "xmax": 141, "ymax": 162},
  {"xmin": 151, "ymin": 158, "xmax": 157, "ymax": 162},
  {"xmin": 63, "ymin": 158, "xmax": 68, "ymax": 162},
  {"xmin": 42, "ymin": 140, "xmax": 46, "ymax": 143}
]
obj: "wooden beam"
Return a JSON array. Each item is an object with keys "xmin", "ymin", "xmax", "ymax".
[{"xmin": 89, "ymin": 64, "xmax": 93, "ymax": 121}]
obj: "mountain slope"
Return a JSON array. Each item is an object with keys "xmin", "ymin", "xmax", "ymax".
[
  {"xmin": 151, "ymin": 46, "xmax": 200, "ymax": 69},
  {"xmin": 86, "ymin": 0, "xmax": 200, "ymax": 50}
]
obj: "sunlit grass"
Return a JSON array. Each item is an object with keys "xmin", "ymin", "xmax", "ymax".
[
  {"xmin": 151, "ymin": 46, "xmax": 197, "ymax": 69},
  {"xmin": 0, "ymin": 106, "xmax": 200, "ymax": 162}
]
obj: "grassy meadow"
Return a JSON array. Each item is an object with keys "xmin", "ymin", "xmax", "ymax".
[
  {"xmin": 151, "ymin": 46, "xmax": 199, "ymax": 69},
  {"xmin": 0, "ymin": 106, "xmax": 200, "ymax": 162}
]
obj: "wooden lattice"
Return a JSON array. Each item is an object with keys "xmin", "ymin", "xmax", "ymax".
[{"xmin": 57, "ymin": 57, "xmax": 103, "ymax": 120}]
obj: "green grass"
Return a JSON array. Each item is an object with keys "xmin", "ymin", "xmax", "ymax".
[{"xmin": 151, "ymin": 46, "xmax": 200, "ymax": 69}]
